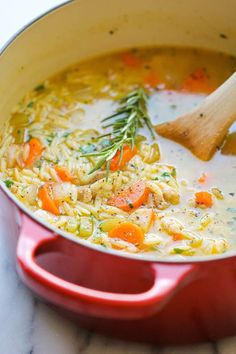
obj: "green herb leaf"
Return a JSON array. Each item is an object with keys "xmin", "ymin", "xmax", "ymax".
[
  {"xmin": 82, "ymin": 88, "xmax": 155, "ymax": 175},
  {"xmin": 4, "ymin": 180, "xmax": 14, "ymax": 188}
]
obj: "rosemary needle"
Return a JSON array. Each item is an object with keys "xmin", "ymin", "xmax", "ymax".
[{"xmin": 81, "ymin": 87, "xmax": 155, "ymax": 175}]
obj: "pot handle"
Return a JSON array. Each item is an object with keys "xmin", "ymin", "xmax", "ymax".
[{"xmin": 17, "ymin": 214, "xmax": 196, "ymax": 319}]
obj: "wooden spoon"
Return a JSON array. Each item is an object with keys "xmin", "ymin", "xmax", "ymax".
[{"xmin": 155, "ymin": 72, "xmax": 236, "ymax": 160}]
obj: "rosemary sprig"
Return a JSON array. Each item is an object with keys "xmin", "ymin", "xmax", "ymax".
[{"xmin": 81, "ymin": 88, "xmax": 155, "ymax": 175}]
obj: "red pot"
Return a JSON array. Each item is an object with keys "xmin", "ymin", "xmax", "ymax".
[{"xmin": 1, "ymin": 0, "xmax": 236, "ymax": 345}]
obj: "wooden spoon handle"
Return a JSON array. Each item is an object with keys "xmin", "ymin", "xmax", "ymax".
[{"xmin": 155, "ymin": 72, "xmax": 236, "ymax": 161}]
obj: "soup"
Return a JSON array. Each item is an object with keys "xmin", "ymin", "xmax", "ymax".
[{"xmin": 0, "ymin": 47, "xmax": 236, "ymax": 258}]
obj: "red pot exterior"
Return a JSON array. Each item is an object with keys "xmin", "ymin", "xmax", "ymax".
[{"xmin": 16, "ymin": 212, "xmax": 236, "ymax": 345}]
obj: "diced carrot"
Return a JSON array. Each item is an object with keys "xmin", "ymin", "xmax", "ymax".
[
  {"xmin": 38, "ymin": 183, "xmax": 59, "ymax": 215},
  {"xmin": 198, "ymin": 173, "xmax": 208, "ymax": 184},
  {"xmin": 121, "ymin": 52, "xmax": 142, "ymax": 68},
  {"xmin": 110, "ymin": 145, "xmax": 137, "ymax": 171},
  {"xmin": 109, "ymin": 222, "xmax": 144, "ymax": 246},
  {"xmin": 24, "ymin": 138, "xmax": 43, "ymax": 167},
  {"xmin": 195, "ymin": 191, "xmax": 213, "ymax": 208},
  {"xmin": 172, "ymin": 233, "xmax": 184, "ymax": 241},
  {"xmin": 107, "ymin": 180, "xmax": 150, "ymax": 211},
  {"xmin": 144, "ymin": 71, "xmax": 159, "ymax": 88},
  {"xmin": 144, "ymin": 209, "xmax": 156, "ymax": 231},
  {"xmin": 181, "ymin": 68, "xmax": 215, "ymax": 94},
  {"xmin": 111, "ymin": 243, "xmax": 126, "ymax": 250},
  {"xmin": 54, "ymin": 166, "xmax": 75, "ymax": 182}
]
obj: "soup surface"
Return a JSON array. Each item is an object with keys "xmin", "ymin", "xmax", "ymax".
[{"xmin": 1, "ymin": 47, "xmax": 236, "ymax": 259}]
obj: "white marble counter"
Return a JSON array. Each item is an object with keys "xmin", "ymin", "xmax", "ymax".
[{"xmin": 0, "ymin": 1, "xmax": 236, "ymax": 353}]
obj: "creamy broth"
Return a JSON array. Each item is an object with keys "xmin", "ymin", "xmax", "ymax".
[
  {"xmin": 151, "ymin": 92, "xmax": 236, "ymax": 249},
  {"xmin": 1, "ymin": 47, "xmax": 236, "ymax": 259}
]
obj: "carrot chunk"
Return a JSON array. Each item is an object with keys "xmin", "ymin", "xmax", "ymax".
[
  {"xmin": 195, "ymin": 191, "xmax": 213, "ymax": 208},
  {"xmin": 109, "ymin": 222, "xmax": 144, "ymax": 246},
  {"xmin": 107, "ymin": 180, "xmax": 150, "ymax": 211},
  {"xmin": 110, "ymin": 145, "xmax": 137, "ymax": 171},
  {"xmin": 198, "ymin": 173, "xmax": 208, "ymax": 184},
  {"xmin": 55, "ymin": 166, "xmax": 75, "ymax": 182},
  {"xmin": 24, "ymin": 138, "xmax": 43, "ymax": 167},
  {"xmin": 172, "ymin": 233, "xmax": 184, "ymax": 241},
  {"xmin": 144, "ymin": 71, "xmax": 159, "ymax": 88},
  {"xmin": 181, "ymin": 68, "xmax": 215, "ymax": 94},
  {"xmin": 38, "ymin": 183, "xmax": 59, "ymax": 215},
  {"xmin": 121, "ymin": 52, "xmax": 142, "ymax": 68}
]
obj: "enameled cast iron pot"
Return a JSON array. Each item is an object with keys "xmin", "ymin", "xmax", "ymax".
[{"xmin": 1, "ymin": 0, "xmax": 236, "ymax": 345}]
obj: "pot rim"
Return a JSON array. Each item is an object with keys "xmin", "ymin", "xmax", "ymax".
[
  {"xmin": 0, "ymin": 0, "xmax": 235, "ymax": 264},
  {"xmin": 0, "ymin": 0, "xmax": 73, "ymax": 55}
]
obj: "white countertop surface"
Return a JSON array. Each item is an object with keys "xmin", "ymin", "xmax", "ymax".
[{"xmin": 0, "ymin": 1, "xmax": 236, "ymax": 353}]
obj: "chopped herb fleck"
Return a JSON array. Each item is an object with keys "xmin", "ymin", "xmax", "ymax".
[
  {"xmin": 4, "ymin": 180, "xmax": 14, "ymax": 188},
  {"xmin": 170, "ymin": 104, "xmax": 177, "ymax": 109},
  {"xmin": 35, "ymin": 159, "xmax": 43, "ymax": 168},
  {"xmin": 80, "ymin": 143, "xmax": 96, "ymax": 154},
  {"xmin": 46, "ymin": 133, "xmax": 56, "ymax": 145},
  {"xmin": 100, "ymin": 243, "xmax": 107, "ymax": 248},
  {"xmin": 108, "ymin": 29, "xmax": 118, "ymax": 35},
  {"xmin": 227, "ymin": 207, "xmax": 236, "ymax": 213},
  {"xmin": 100, "ymin": 139, "xmax": 111, "ymax": 148},
  {"xmin": 173, "ymin": 248, "xmax": 184, "ymax": 254},
  {"xmin": 63, "ymin": 132, "xmax": 70, "ymax": 138},
  {"xmin": 171, "ymin": 168, "xmax": 176, "ymax": 178},
  {"xmin": 126, "ymin": 199, "xmax": 134, "ymax": 209},
  {"xmin": 27, "ymin": 101, "xmax": 34, "ymax": 108},
  {"xmin": 219, "ymin": 33, "xmax": 228, "ymax": 39},
  {"xmin": 161, "ymin": 172, "xmax": 171, "ymax": 178},
  {"xmin": 46, "ymin": 138, "xmax": 52, "ymax": 145},
  {"xmin": 34, "ymin": 84, "xmax": 45, "ymax": 92}
]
